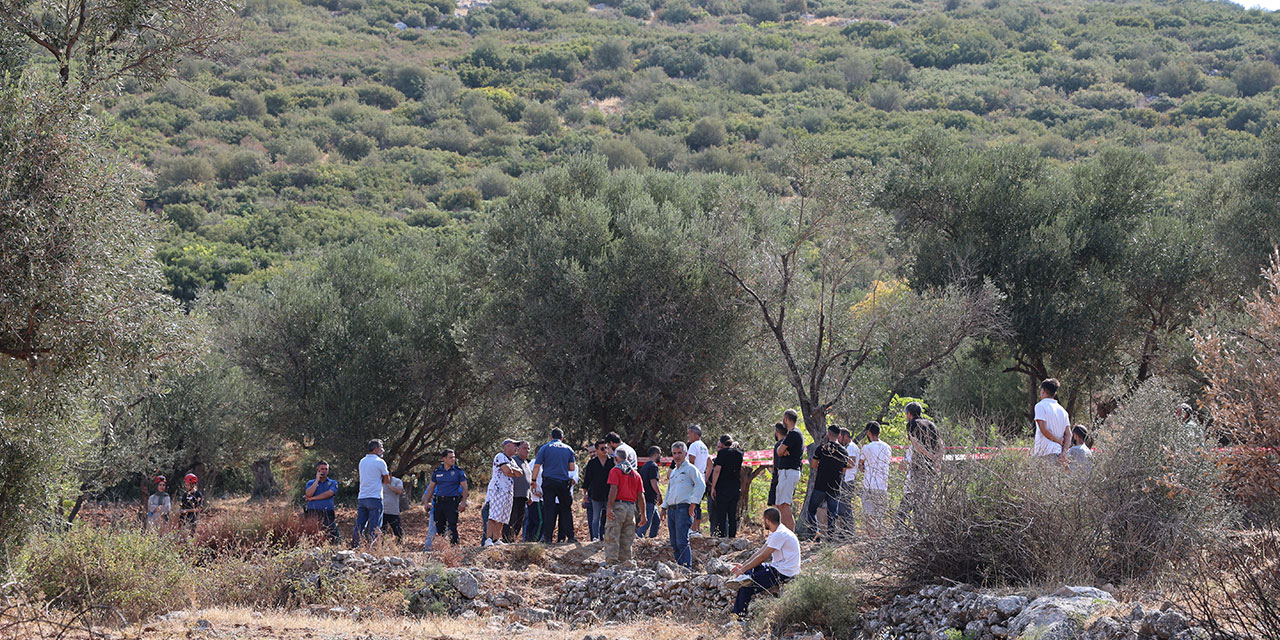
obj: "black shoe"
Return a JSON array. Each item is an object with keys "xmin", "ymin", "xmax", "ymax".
[{"xmin": 566, "ymin": 537, "xmax": 579, "ymax": 544}]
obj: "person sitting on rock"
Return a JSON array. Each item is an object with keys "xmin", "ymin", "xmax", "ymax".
[{"xmin": 727, "ymin": 506, "xmax": 800, "ymax": 616}]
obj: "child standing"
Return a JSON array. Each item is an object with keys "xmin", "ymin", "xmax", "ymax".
[{"xmin": 178, "ymin": 473, "xmax": 204, "ymax": 532}]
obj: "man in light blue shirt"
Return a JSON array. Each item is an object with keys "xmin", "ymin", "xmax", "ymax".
[
  {"xmin": 354, "ymin": 439, "xmax": 391, "ymax": 547},
  {"xmin": 304, "ymin": 460, "xmax": 340, "ymax": 543},
  {"xmin": 662, "ymin": 441, "xmax": 705, "ymax": 568},
  {"xmin": 532, "ymin": 428, "xmax": 579, "ymax": 544}
]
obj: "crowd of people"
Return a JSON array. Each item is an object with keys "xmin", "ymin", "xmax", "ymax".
[{"xmin": 147, "ymin": 377, "xmax": 1107, "ymax": 616}]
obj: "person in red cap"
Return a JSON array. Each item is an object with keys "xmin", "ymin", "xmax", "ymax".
[
  {"xmin": 146, "ymin": 476, "xmax": 171, "ymax": 530},
  {"xmin": 178, "ymin": 473, "xmax": 204, "ymax": 532}
]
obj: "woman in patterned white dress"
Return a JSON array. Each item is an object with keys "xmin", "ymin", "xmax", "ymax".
[{"xmin": 485, "ymin": 439, "xmax": 522, "ymax": 546}]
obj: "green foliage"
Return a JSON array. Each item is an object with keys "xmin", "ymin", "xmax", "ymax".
[
  {"xmin": 217, "ymin": 234, "xmax": 502, "ymax": 472},
  {"xmin": 752, "ymin": 570, "xmax": 863, "ymax": 639},
  {"xmin": 19, "ymin": 526, "xmax": 189, "ymax": 621},
  {"xmin": 0, "ymin": 80, "xmax": 198, "ymax": 547},
  {"xmin": 686, "ymin": 116, "xmax": 726, "ymax": 150},
  {"xmin": 1233, "ymin": 60, "xmax": 1280, "ymax": 97},
  {"xmin": 476, "ymin": 158, "xmax": 757, "ymax": 446}
]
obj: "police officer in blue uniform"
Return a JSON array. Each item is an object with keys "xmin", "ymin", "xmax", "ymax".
[{"xmin": 422, "ymin": 449, "xmax": 469, "ymax": 545}]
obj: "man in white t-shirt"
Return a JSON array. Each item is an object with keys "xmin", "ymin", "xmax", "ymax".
[
  {"xmin": 1033, "ymin": 378, "xmax": 1070, "ymax": 466},
  {"xmin": 728, "ymin": 506, "xmax": 801, "ymax": 616},
  {"xmin": 354, "ymin": 439, "xmax": 391, "ymax": 546},
  {"xmin": 686, "ymin": 424, "xmax": 710, "ymax": 537},
  {"xmin": 838, "ymin": 427, "xmax": 859, "ymax": 531},
  {"xmin": 858, "ymin": 422, "xmax": 892, "ymax": 531}
]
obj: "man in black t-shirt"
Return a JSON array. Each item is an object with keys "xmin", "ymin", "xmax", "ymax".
[
  {"xmin": 639, "ymin": 446, "xmax": 663, "ymax": 538},
  {"xmin": 582, "ymin": 441, "xmax": 614, "ymax": 541},
  {"xmin": 806, "ymin": 425, "xmax": 850, "ymax": 541},
  {"xmin": 178, "ymin": 473, "xmax": 204, "ymax": 533},
  {"xmin": 709, "ymin": 435, "xmax": 744, "ymax": 538},
  {"xmin": 772, "ymin": 409, "xmax": 805, "ymax": 530},
  {"xmin": 901, "ymin": 401, "xmax": 941, "ymax": 521}
]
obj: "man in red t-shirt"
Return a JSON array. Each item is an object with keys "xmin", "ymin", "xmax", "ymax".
[{"xmin": 604, "ymin": 446, "xmax": 648, "ymax": 565}]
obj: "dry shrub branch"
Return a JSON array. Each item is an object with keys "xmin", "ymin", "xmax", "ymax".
[{"xmin": 869, "ymin": 380, "xmax": 1226, "ymax": 588}]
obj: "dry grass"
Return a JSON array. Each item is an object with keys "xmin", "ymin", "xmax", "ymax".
[{"xmin": 6, "ymin": 606, "xmax": 754, "ymax": 640}]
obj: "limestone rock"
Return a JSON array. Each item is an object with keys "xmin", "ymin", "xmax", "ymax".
[{"xmin": 451, "ymin": 569, "xmax": 480, "ymax": 599}]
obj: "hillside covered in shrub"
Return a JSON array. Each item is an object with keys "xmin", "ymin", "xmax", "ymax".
[{"xmin": 117, "ymin": 0, "xmax": 1280, "ymax": 301}]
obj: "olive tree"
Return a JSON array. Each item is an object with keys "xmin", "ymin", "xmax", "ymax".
[
  {"xmin": 476, "ymin": 158, "xmax": 762, "ymax": 448},
  {"xmin": 218, "ymin": 234, "xmax": 505, "ymax": 476},
  {"xmin": 0, "ymin": 80, "xmax": 199, "ymax": 545}
]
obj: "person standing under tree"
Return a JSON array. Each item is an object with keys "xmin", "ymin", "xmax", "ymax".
[
  {"xmin": 901, "ymin": 402, "xmax": 940, "ymax": 520},
  {"xmin": 773, "ymin": 410, "xmax": 805, "ymax": 530},
  {"xmin": 858, "ymin": 422, "xmax": 892, "ymax": 532},
  {"xmin": 524, "ymin": 457, "xmax": 544, "ymax": 542},
  {"xmin": 727, "ymin": 507, "xmax": 801, "ymax": 617},
  {"xmin": 583, "ymin": 440, "xmax": 614, "ymax": 542},
  {"xmin": 838, "ymin": 427, "xmax": 859, "ymax": 531},
  {"xmin": 640, "ymin": 446, "xmax": 663, "ymax": 538},
  {"xmin": 1033, "ymin": 378, "xmax": 1070, "ymax": 468},
  {"xmin": 484, "ymin": 439, "xmax": 523, "ymax": 547},
  {"xmin": 354, "ymin": 439, "xmax": 391, "ymax": 547},
  {"xmin": 533, "ymin": 427, "xmax": 579, "ymax": 544},
  {"xmin": 178, "ymin": 473, "xmax": 203, "ymax": 533},
  {"xmin": 709, "ymin": 434, "xmax": 743, "ymax": 538},
  {"xmin": 662, "ymin": 442, "xmax": 705, "ymax": 569},
  {"xmin": 505, "ymin": 441, "xmax": 532, "ymax": 543},
  {"xmin": 422, "ymin": 449, "xmax": 468, "ymax": 546},
  {"xmin": 381, "ymin": 471, "xmax": 406, "ymax": 543},
  {"xmin": 806, "ymin": 425, "xmax": 850, "ymax": 541},
  {"xmin": 146, "ymin": 476, "xmax": 171, "ymax": 531},
  {"xmin": 686, "ymin": 425, "xmax": 710, "ymax": 537},
  {"xmin": 304, "ymin": 461, "xmax": 340, "ymax": 543},
  {"xmin": 604, "ymin": 446, "xmax": 646, "ymax": 565}
]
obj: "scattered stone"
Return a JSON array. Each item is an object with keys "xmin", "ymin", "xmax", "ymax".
[
  {"xmin": 195, "ymin": 619, "xmax": 213, "ymax": 630},
  {"xmin": 451, "ymin": 569, "xmax": 480, "ymax": 599}
]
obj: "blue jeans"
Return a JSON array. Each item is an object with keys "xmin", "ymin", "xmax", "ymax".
[
  {"xmin": 353, "ymin": 497, "xmax": 383, "ymax": 546},
  {"xmin": 423, "ymin": 507, "xmax": 437, "ymax": 550},
  {"xmin": 524, "ymin": 500, "xmax": 543, "ymax": 542},
  {"xmin": 667, "ymin": 504, "xmax": 693, "ymax": 568},
  {"xmin": 590, "ymin": 499, "xmax": 608, "ymax": 541},
  {"xmin": 644, "ymin": 502, "xmax": 661, "ymax": 538},
  {"xmin": 805, "ymin": 488, "xmax": 844, "ymax": 537},
  {"xmin": 733, "ymin": 564, "xmax": 790, "ymax": 616}
]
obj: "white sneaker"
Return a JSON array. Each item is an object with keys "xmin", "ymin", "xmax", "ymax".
[
  {"xmin": 689, "ymin": 530, "xmax": 702, "ymax": 538},
  {"xmin": 483, "ymin": 538, "xmax": 493, "ymax": 547}
]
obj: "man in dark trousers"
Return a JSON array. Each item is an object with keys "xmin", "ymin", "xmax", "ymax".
[
  {"xmin": 532, "ymin": 428, "xmax": 579, "ymax": 544},
  {"xmin": 709, "ymin": 435, "xmax": 743, "ymax": 538},
  {"xmin": 505, "ymin": 441, "xmax": 532, "ymax": 542},
  {"xmin": 901, "ymin": 401, "xmax": 940, "ymax": 521},
  {"xmin": 582, "ymin": 439, "xmax": 614, "ymax": 541},
  {"xmin": 806, "ymin": 425, "xmax": 850, "ymax": 541},
  {"xmin": 303, "ymin": 461, "xmax": 340, "ymax": 543},
  {"xmin": 422, "ymin": 449, "xmax": 468, "ymax": 545}
]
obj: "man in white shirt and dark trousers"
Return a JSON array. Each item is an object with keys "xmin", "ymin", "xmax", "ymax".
[
  {"xmin": 728, "ymin": 506, "xmax": 801, "ymax": 616},
  {"xmin": 354, "ymin": 439, "xmax": 391, "ymax": 547},
  {"xmin": 838, "ymin": 427, "xmax": 858, "ymax": 531},
  {"xmin": 858, "ymin": 422, "xmax": 892, "ymax": 531},
  {"xmin": 1033, "ymin": 378, "xmax": 1071, "ymax": 468}
]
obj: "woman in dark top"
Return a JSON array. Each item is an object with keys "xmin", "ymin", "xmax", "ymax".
[{"xmin": 710, "ymin": 434, "xmax": 744, "ymax": 538}]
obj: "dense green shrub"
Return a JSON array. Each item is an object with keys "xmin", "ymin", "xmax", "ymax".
[
  {"xmin": 356, "ymin": 84, "xmax": 405, "ymax": 109},
  {"xmin": 20, "ymin": 527, "xmax": 189, "ymax": 621},
  {"xmin": 335, "ymin": 133, "xmax": 375, "ymax": 160},
  {"xmin": 216, "ymin": 150, "xmax": 269, "ymax": 184},
  {"xmin": 1234, "ymin": 60, "xmax": 1280, "ymax": 97},
  {"xmin": 752, "ymin": 571, "xmax": 863, "ymax": 639},
  {"xmin": 686, "ymin": 116, "xmax": 726, "ymax": 150}
]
